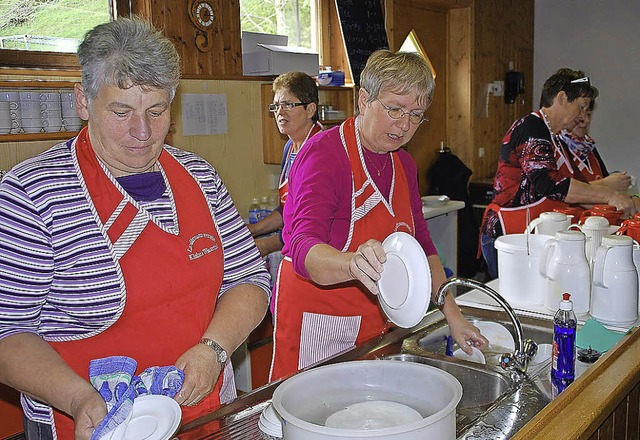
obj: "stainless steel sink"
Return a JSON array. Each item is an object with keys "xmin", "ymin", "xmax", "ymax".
[
  {"xmin": 382, "ymin": 353, "xmax": 513, "ymax": 409},
  {"xmin": 387, "ymin": 306, "xmax": 555, "ymax": 439}
]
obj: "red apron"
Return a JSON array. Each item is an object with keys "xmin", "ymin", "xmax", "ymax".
[
  {"xmin": 486, "ymin": 111, "xmax": 582, "ymax": 236},
  {"xmin": 49, "ymin": 128, "xmax": 224, "ymax": 438},
  {"xmin": 269, "ymin": 117, "xmax": 415, "ymax": 381},
  {"xmin": 278, "ymin": 123, "xmax": 322, "ymax": 210}
]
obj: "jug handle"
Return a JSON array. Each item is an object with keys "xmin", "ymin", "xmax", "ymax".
[
  {"xmin": 592, "ymin": 245, "xmax": 611, "ymax": 288},
  {"xmin": 567, "ymin": 223, "xmax": 583, "ymax": 232},
  {"xmin": 524, "ymin": 217, "xmax": 543, "ymax": 234},
  {"xmin": 539, "ymin": 239, "xmax": 556, "ymax": 280}
]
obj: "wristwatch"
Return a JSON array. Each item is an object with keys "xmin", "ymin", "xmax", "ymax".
[{"xmin": 199, "ymin": 338, "xmax": 228, "ymax": 367}]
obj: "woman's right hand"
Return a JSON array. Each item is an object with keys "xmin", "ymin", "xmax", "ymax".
[
  {"xmin": 594, "ymin": 172, "xmax": 631, "ymax": 192},
  {"xmin": 71, "ymin": 387, "xmax": 107, "ymax": 440},
  {"xmin": 347, "ymin": 239, "xmax": 387, "ymax": 295}
]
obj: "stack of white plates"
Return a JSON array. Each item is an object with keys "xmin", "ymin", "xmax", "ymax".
[{"xmin": 258, "ymin": 403, "xmax": 283, "ymax": 439}]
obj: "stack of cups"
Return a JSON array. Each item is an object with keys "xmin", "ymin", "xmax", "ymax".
[
  {"xmin": 0, "ymin": 91, "xmax": 22, "ymax": 134},
  {"xmin": 40, "ymin": 91, "xmax": 63, "ymax": 133},
  {"xmin": 60, "ymin": 90, "xmax": 83, "ymax": 131},
  {"xmin": 19, "ymin": 90, "xmax": 44, "ymax": 134}
]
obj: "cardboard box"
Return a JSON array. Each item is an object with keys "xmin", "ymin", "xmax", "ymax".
[{"xmin": 242, "ymin": 31, "xmax": 319, "ymax": 77}]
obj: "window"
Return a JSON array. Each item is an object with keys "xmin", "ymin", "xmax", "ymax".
[
  {"xmin": 240, "ymin": 0, "xmax": 316, "ymax": 50},
  {"xmin": 399, "ymin": 29, "xmax": 436, "ymax": 79},
  {"xmin": 0, "ymin": 0, "xmax": 111, "ymax": 53},
  {"xmin": 0, "ymin": 0, "xmax": 123, "ymax": 70}
]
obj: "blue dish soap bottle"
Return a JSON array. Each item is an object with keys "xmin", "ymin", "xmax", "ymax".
[{"xmin": 551, "ymin": 292, "xmax": 577, "ymax": 397}]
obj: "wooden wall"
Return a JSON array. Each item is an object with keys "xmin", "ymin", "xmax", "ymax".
[
  {"xmin": 385, "ymin": 0, "xmax": 534, "ymax": 191},
  {"xmin": 470, "ymin": 0, "xmax": 535, "ymax": 180}
]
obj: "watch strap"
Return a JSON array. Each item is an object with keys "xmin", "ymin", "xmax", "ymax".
[{"xmin": 199, "ymin": 337, "xmax": 228, "ymax": 366}]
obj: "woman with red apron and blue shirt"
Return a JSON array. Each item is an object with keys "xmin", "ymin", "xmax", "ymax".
[
  {"xmin": 248, "ymin": 72, "xmax": 322, "ymax": 261},
  {"xmin": 270, "ymin": 50, "xmax": 488, "ymax": 382},
  {"xmin": 480, "ymin": 69, "xmax": 635, "ymax": 279},
  {"xmin": 0, "ymin": 19, "xmax": 270, "ymax": 439}
]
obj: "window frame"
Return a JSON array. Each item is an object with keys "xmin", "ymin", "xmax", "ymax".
[{"xmin": 0, "ymin": 0, "xmax": 132, "ymax": 71}]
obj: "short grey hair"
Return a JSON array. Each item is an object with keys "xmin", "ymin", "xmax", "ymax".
[
  {"xmin": 77, "ymin": 17, "xmax": 181, "ymax": 102},
  {"xmin": 359, "ymin": 50, "xmax": 435, "ymax": 109}
]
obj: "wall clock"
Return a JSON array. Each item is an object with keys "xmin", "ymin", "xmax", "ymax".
[{"xmin": 188, "ymin": 0, "xmax": 215, "ymax": 52}]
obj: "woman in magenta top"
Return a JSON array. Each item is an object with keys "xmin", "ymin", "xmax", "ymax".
[{"xmin": 269, "ymin": 50, "xmax": 487, "ymax": 381}]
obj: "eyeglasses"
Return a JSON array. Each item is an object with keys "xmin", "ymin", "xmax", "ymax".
[
  {"xmin": 375, "ymin": 99, "xmax": 428, "ymax": 125},
  {"xmin": 268, "ymin": 102, "xmax": 309, "ymax": 112},
  {"xmin": 570, "ymin": 76, "xmax": 590, "ymax": 85}
]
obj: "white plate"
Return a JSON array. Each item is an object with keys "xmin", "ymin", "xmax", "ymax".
[
  {"xmin": 530, "ymin": 343, "xmax": 552, "ymax": 365},
  {"xmin": 421, "ymin": 195, "xmax": 450, "ymax": 206},
  {"xmin": 378, "ymin": 232, "xmax": 432, "ymax": 328},
  {"xmin": 124, "ymin": 395, "xmax": 181, "ymax": 440},
  {"xmin": 473, "ymin": 321, "xmax": 515, "ymax": 351},
  {"xmin": 453, "ymin": 347, "xmax": 486, "ymax": 364},
  {"xmin": 325, "ymin": 400, "xmax": 423, "ymax": 429}
]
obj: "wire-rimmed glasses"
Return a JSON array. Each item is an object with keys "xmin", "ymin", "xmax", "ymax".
[{"xmin": 375, "ymin": 99, "xmax": 428, "ymax": 125}]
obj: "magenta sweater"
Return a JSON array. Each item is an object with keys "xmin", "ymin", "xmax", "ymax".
[{"xmin": 282, "ymin": 125, "xmax": 438, "ymax": 278}]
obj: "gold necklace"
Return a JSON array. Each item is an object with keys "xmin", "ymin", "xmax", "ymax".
[{"xmin": 366, "ymin": 152, "xmax": 390, "ymax": 176}]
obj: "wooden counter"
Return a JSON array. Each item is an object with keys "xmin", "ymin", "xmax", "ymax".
[{"xmin": 513, "ymin": 326, "xmax": 640, "ymax": 439}]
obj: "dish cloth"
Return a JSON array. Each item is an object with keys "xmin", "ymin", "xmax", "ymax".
[
  {"xmin": 89, "ymin": 355, "xmax": 184, "ymax": 440},
  {"xmin": 576, "ymin": 318, "xmax": 630, "ymax": 353}
]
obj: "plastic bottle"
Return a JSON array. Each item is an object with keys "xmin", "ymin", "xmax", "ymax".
[
  {"xmin": 248, "ymin": 198, "xmax": 261, "ymax": 224},
  {"xmin": 551, "ymin": 292, "xmax": 577, "ymax": 397},
  {"xmin": 260, "ymin": 196, "xmax": 272, "ymax": 220}
]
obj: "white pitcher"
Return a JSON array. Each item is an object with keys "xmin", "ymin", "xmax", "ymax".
[
  {"xmin": 539, "ymin": 230, "xmax": 591, "ymax": 314},
  {"xmin": 591, "ymin": 235, "xmax": 639, "ymax": 327},
  {"xmin": 525, "ymin": 211, "xmax": 572, "ymax": 236},
  {"xmin": 569, "ymin": 215, "xmax": 619, "ymax": 264}
]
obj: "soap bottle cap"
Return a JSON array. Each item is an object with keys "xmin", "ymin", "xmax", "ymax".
[{"xmin": 559, "ymin": 293, "xmax": 573, "ymax": 311}]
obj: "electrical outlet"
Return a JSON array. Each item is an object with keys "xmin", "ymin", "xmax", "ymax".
[
  {"xmin": 479, "ymin": 147, "xmax": 485, "ymax": 158},
  {"xmin": 492, "ymin": 81, "xmax": 504, "ymax": 97}
]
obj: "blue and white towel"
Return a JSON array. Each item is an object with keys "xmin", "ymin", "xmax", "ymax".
[{"xmin": 89, "ymin": 356, "xmax": 184, "ymax": 440}]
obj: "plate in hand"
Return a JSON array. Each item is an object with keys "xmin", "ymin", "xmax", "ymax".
[
  {"xmin": 124, "ymin": 395, "xmax": 181, "ymax": 440},
  {"xmin": 378, "ymin": 232, "xmax": 432, "ymax": 328}
]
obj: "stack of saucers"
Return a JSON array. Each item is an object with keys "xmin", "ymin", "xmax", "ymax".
[{"xmin": 258, "ymin": 403, "xmax": 282, "ymax": 439}]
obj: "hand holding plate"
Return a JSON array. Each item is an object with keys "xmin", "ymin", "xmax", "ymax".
[{"xmin": 348, "ymin": 239, "xmax": 386, "ymax": 295}]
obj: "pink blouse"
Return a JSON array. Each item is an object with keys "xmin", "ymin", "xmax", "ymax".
[{"xmin": 282, "ymin": 126, "xmax": 438, "ymax": 278}]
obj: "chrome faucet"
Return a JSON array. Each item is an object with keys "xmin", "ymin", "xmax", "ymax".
[{"xmin": 435, "ymin": 277, "xmax": 538, "ymax": 374}]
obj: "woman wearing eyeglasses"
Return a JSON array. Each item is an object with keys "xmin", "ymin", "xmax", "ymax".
[
  {"xmin": 247, "ymin": 72, "xmax": 322, "ymax": 258},
  {"xmin": 269, "ymin": 50, "xmax": 488, "ymax": 381},
  {"xmin": 556, "ymin": 93, "xmax": 631, "ymax": 191},
  {"xmin": 480, "ymin": 68, "xmax": 636, "ymax": 279}
]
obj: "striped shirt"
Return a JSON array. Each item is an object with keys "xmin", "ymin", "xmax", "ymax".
[{"xmin": 0, "ymin": 139, "xmax": 271, "ymax": 425}]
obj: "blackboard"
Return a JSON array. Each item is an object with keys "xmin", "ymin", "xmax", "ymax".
[{"xmin": 335, "ymin": 0, "xmax": 389, "ymax": 86}]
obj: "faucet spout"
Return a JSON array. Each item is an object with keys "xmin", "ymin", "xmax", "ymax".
[{"xmin": 436, "ymin": 277, "xmax": 536, "ymax": 373}]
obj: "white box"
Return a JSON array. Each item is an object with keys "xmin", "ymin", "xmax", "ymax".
[{"xmin": 242, "ymin": 31, "xmax": 319, "ymax": 77}]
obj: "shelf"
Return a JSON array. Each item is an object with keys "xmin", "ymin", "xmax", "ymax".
[
  {"xmin": 0, "ymin": 131, "xmax": 80, "ymax": 142},
  {"xmin": 0, "ymin": 80, "xmax": 80, "ymax": 143},
  {"xmin": 261, "ymin": 83, "xmax": 356, "ymax": 164}
]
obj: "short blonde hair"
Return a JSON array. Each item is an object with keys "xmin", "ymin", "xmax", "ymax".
[{"xmin": 359, "ymin": 50, "xmax": 435, "ymax": 109}]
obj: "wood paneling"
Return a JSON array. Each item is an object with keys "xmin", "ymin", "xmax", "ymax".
[
  {"xmin": 390, "ymin": 1, "xmax": 448, "ymax": 195},
  {"xmin": 149, "ymin": 0, "xmax": 242, "ymax": 77},
  {"xmin": 471, "ymin": 0, "xmax": 534, "ymax": 180}
]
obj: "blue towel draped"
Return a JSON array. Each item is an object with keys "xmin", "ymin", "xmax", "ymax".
[{"xmin": 89, "ymin": 356, "xmax": 184, "ymax": 440}]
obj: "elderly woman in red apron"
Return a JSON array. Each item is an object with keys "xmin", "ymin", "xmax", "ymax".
[
  {"xmin": 480, "ymin": 69, "xmax": 636, "ymax": 279},
  {"xmin": 556, "ymin": 94, "xmax": 631, "ymax": 191},
  {"xmin": 0, "ymin": 18, "xmax": 270, "ymax": 439},
  {"xmin": 248, "ymin": 72, "xmax": 322, "ymax": 259},
  {"xmin": 269, "ymin": 50, "xmax": 488, "ymax": 382}
]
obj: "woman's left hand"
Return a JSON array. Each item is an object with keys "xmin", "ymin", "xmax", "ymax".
[
  {"xmin": 447, "ymin": 313, "xmax": 489, "ymax": 355},
  {"xmin": 174, "ymin": 344, "xmax": 221, "ymax": 406},
  {"xmin": 348, "ymin": 239, "xmax": 387, "ymax": 295}
]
